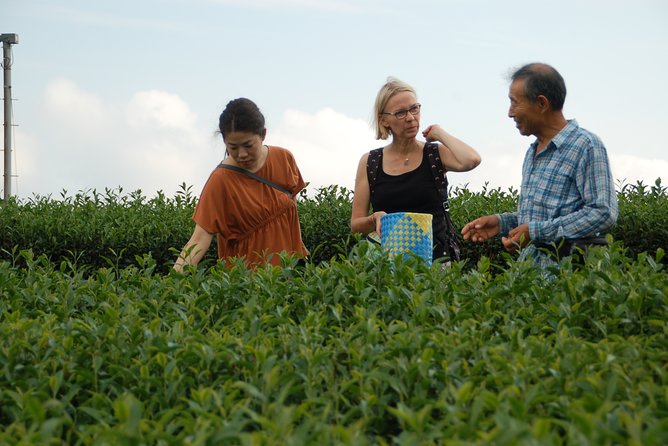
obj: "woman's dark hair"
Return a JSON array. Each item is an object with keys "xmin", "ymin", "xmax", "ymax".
[
  {"xmin": 511, "ymin": 63, "xmax": 567, "ymax": 111},
  {"xmin": 218, "ymin": 98, "xmax": 265, "ymax": 138}
]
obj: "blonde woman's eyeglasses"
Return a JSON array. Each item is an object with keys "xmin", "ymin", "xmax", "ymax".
[{"xmin": 381, "ymin": 103, "xmax": 421, "ymax": 119}]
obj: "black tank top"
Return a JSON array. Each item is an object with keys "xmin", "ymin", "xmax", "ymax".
[{"xmin": 370, "ymin": 148, "xmax": 447, "ymax": 259}]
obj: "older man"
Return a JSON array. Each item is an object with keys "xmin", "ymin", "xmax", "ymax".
[{"xmin": 462, "ymin": 63, "xmax": 618, "ymax": 263}]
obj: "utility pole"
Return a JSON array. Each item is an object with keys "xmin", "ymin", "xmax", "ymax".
[{"xmin": 1, "ymin": 33, "xmax": 18, "ymax": 200}]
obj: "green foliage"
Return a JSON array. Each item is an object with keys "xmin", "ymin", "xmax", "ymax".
[
  {"xmin": 447, "ymin": 184, "xmax": 520, "ymax": 267},
  {"xmin": 0, "ymin": 184, "xmax": 201, "ymax": 272},
  {"xmin": 1, "ymin": 180, "xmax": 666, "ymax": 443},
  {"xmin": 1, "ymin": 179, "xmax": 666, "ymax": 271},
  {"xmin": 0, "ymin": 243, "xmax": 666, "ymax": 443},
  {"xmin": 447, "ymin": 179, "xmax": 668, "ymax": 268},
  {"xmin": 614, "ymin": 178, "xmax": 668, "ymax": 260},
  {"xmin": 297, "ymin": 185, "xmax": 356, "ymax": 263}
]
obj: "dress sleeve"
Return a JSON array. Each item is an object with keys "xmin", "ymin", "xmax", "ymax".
[
  {"xmin": 192, "ymin": 170, "xmax": 225, "ymax": 235},
  {"xmin": 283, "ymin": 149, "xmax": 306, "ymax": 195}
]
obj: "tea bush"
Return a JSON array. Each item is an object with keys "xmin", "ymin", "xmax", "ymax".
[
  {"xmin": 447, "ymin": 184, "xmax": 519, "ymax": 266},
  {"xmin": 0, "ymin": 185, "xmax": 200, "ymax": 272},
  {"xmin": 614, "ymin": 178, "xmax": 668, "ymax": 259},
  {"xmin": 297, "ymin": 185, "xmax": 357, "ymax": 263},
  {"xmin": 1, "ymin": 179, "xmax": 666, "ymax": 270},
  {"xmin": 0, "ymin": 242, "xmax": 666, "ymax": 444}
]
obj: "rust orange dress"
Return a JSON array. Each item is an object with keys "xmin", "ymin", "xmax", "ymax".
[{"xmin": 193, "ymin": 145, "xmax": 308, "ymax": 267}]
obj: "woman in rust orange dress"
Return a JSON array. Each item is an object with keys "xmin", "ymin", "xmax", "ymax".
[{"xmin": 174, "ymin": 98, "xmax": 308, "ymax": 271}]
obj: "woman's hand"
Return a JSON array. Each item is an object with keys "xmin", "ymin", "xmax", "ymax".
[
  {"xmin": 423, "ymin": 124, "xmax": 482, "ymax": 172},
  {"xmin": 368, "ymin": 211, "xmax": 387, "ymax": 235},
  {"xmin": 173, "ymin": 224, "xmax": 214, "ymax": 272}
]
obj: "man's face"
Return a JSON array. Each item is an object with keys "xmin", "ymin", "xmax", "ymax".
[{"xmin": 508, "ymin": 79, "xmax": 541, "ymax": 136}]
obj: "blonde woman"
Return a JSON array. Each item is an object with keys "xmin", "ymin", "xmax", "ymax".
[{"xmin": 351, "ymin": 77, "xmax": 481, "ymax": 262}]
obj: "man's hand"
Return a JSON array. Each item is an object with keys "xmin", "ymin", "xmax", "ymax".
[
  {"xmin": 502, "ymin": 223, "xmax": 530, "ymax": 253},
  {"xmin": 461, "ymin": 215, "xmax": 500, "ymax": 242}
]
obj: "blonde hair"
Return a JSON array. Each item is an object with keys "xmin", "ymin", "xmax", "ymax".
[{"xmin": 373, "ymin": 77, "xmax": 417, "ymax": 140}]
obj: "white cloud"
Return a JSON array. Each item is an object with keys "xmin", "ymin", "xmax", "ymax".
[
  {"xmin": 126, "ymin": 91, "xmax": 198, "ymax": 131},
  {"xmin": 270, "ymin": 107, "xmax": 525, "ymax": 195},
  {"xmin": 120, "ymin": 91, "xmax": 215, "ymax": 195},
  {"xmin": 451, "ymin": 149, "xmax": 668, "ymax": 193},
  {"xmin": 610, "ymin": 153, "xmax": 668, "ymax": 190},
  {"xmin": 12, "ymin": 94, "xmax": 667, "ymax": 202},
  {"xmin": 451, "ymin": 151, "xmax": 523, "ymax": 193},
  {"xmin": 44, "ymin": 79, "xmax": 110, "ymax": 140},
  {"xmin": 267, "ymin": 108, "xmax": 668, "ymax": 197},
  {"xmin": 13, "ymin": 80, "xmax": 217, "ymax": 199},
  {"xmin": 451, "ymin": 149, "xmax": 668, "ymax": 194},
  {"xmin": 269, "ymin": 107, "xmax": 377, "ymax": 193}
]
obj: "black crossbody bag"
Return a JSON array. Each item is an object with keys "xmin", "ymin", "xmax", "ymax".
[{"xmin": 217, "ymin": 163, "xmax": 293, "ymax": 199}]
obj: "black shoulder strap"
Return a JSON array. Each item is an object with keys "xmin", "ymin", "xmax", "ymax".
[
  {"xmin": 425, "ymin": 142, "xmax": 450, "ymax": 212},
  {"xmin": 425, "ymin": 142, "xmax": 461, "ymax": 260},
  {"xmin": 367, "ymin": 144, "xmax": 450, "ymax": 206},
  {"xmin": 217, "ymin": 163, "xmax": 292, "ymax": 198},
  {"xmin": 366, "ymin": 148, "xmax": 383, "ymax": 198}
]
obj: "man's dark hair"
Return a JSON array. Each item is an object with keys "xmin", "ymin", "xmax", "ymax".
[
  {"xmin": 218, "ymin": 98, "xmax": 265, "ymax": 138},
  {"xmin": 511, "ymin": 63, "xmax": 567, "ymax": 111}
]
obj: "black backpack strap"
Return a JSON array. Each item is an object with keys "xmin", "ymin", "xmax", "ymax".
[
  {"xmin": 425, "ymin": 142, "xmax": 450, "ymax": 211},
  {"xmin": 366, "ymin": 148, "xmax": 383, "ymax": 199},
  {"xmin": 217, "ymin": 163, "xmax": 292, "ymax": 198},
  {"xmin": 425, "ymin": 142, "xmax": 461, "ymax": 261}
]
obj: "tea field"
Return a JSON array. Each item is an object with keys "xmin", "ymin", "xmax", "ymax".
[{"xmin": 1, "ymin": 241, "xmax": 667, "ymax": 445}]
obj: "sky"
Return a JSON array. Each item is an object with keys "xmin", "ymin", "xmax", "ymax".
[{"xmin": 2, "ymin": 0, "xmax": 667, "ymax": 200}]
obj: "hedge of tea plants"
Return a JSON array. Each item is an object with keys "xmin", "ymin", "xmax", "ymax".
[
  {"xmin": 0, "ymin": 184, "xmax": 357, "ymax": 272},
  {"xmin": 0, "ymin": 179, "xmax": 666, "ymax": 271},
  {"xmin": 1, "ymin": 241, "xmax": 667, "ymax": 444}
]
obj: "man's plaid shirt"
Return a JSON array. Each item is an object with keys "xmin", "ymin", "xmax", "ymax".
[{"xmin": 498, "ymin": 119, "xmax": 618, "ymax": 260}]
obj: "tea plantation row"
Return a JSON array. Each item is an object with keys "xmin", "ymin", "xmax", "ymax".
[
  {"xmin": 1, "ymin": 179, "xmax": 667, "ymax": 271},
  {"xmin": 1, "ymin": 242, "xmax": 667, "ymax": 444}
]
